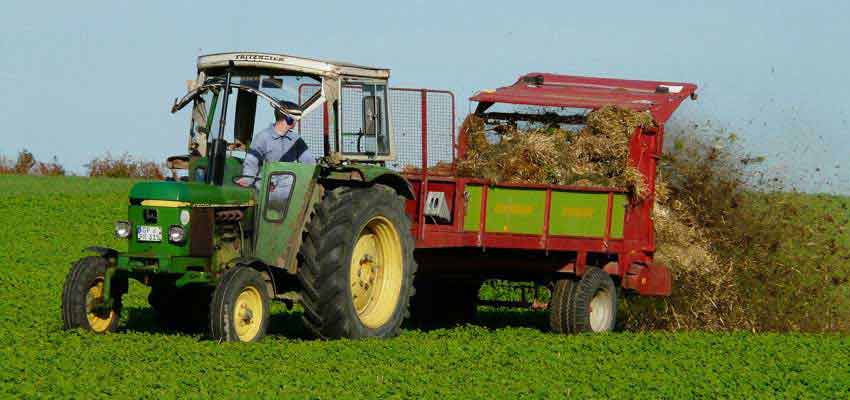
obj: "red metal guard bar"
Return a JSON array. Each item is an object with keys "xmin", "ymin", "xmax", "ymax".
[
  {"xmin": 419, "ymin": 90, "xmax": 428, "ymax": 240},
  {"xmin": 471, "ymin": 73, "xmax": 696, "ymax": 124}
]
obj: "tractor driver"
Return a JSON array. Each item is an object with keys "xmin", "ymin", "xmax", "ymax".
[{"xmin": 237, "ymin": 103, "xmax": 315, "ymax": 201}]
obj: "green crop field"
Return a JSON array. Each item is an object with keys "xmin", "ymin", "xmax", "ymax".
[{"xmin": 1, "ymin": 175, "xmax": 849, "ymax": 399}]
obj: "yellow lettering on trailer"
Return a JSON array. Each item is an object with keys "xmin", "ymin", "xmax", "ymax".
[
  {"xmin": 561, "ymin": 207, "xmax": 595, "ymax": 218},
  {"xmin": 493, "ymin": 204, "xmax": 535, "ymax": 215}
]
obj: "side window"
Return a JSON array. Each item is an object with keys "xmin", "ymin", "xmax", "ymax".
[
  {"xmin": 264, "ymin": 172, "xmax": 295, "ymax": 222},
  {"xmin": 253, "ymin": 76, "xmax": 289, "ymax": 131},
  {"xmin": 340, "ymin": 82, "xmax": 389, "ymax": 156},
  {"xmin": 193, "ymin": 167, "xmax": 207, "ymax": 182},
  {"xmin": 253, "ymin": 75, "xmax": 318, "ymax": 135}
]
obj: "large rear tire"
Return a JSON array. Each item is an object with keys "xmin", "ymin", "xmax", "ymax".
[
  {"xmin": 209, "ymin": 267, "xmax": 270, "ymax": 342},
  {"xmin": 298, "ymin": 185, "xmax": 416, "ymax": 339},
  {"xmin": 61, "ymin": 256, "xmax": 123, "ymax": 333}
]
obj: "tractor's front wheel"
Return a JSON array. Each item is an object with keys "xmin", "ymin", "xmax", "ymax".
[
  {"xmin": 209, "ymin": 267, "xmax": 270, "ymax": 342},
  {"xmin": 61, "ymin": 256, "xmax": 123, "ymax": 334},
  {"xmin": 298, "ymin": 185, "xmax": 416, "ymax": 339}
]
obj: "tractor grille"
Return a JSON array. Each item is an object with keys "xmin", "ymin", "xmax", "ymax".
[
  {"xmin": 189, "ymin": 208, "xmax": 214, "ymax": 257},
  {"xmin": 143, "ymin": 208, "xmax": 158, "ymax": 224}
]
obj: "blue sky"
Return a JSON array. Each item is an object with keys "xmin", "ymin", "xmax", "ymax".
[{"xmin": 1, "ymin": 1, "xmax": 847, "ymax": 192}]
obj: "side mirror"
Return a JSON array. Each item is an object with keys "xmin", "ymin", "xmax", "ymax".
[{"xmin": 362, "ymin": 95, "xmax": 382, "ymax": 136}]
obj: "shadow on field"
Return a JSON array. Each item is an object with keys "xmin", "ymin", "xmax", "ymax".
[
  {"xmin": 121, "ymin": 306, "xmax": 313, "ymax": 339},
  {"xmin": 122, "ymin": 308, "xmax": 160, "ymax": 332},
  {"xmin": 266, "ymin": 310, "xmax": 313, "ymax": 339},
  {"xmin": 402, "ymin": 308, "xmax": 549, "ymax": 332},
  {"xmin": 121, "ymin": 306, "xmax": 549, "ymax": 338},
  {"xmin": 475, "ymin": 308, "xmax": 548, "ymax": 330},
  {"xmin": 122, "ymin": 307, "xmax": 205, "ymax": 336}
]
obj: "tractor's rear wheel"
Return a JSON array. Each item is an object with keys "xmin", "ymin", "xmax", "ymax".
[
  {"xmin": 549, "ymin": 267, "xmax": 617, "ymax": 333},
  {"xmin": 61, "ymin": 256, "xmax": 123, "ymax": 334},
  {"xmin": 298, "ymin": 185, "xmax": 416, "ymax": 339},
  {"xmin": 209, "ymin": 267, "xmax": 270, "ymax": 342}
]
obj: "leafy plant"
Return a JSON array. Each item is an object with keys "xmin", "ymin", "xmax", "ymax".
[
  {"xmin": 0, "ymin": 149, "xmax": 65, "ymax": 176},
  {"xmin": 85, "ymin": 153, "xmax": 166, "ymax": 179}
]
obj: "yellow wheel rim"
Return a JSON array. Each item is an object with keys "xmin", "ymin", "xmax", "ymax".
[
  {"xmin": 233, "ymin": 286, "xmax": 264, "ymax": 341},
  {"xmin": 85, "ymin": 278, "xmax": 115, "ymax": 333},
  {"xmin": 349, "ymin": 216, "xmax": 403, "ymax": 328}
]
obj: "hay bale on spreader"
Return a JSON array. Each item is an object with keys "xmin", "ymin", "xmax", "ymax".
[{"xmin": 456, "ymin": 105, "xmax": 654, "ymax": 198}]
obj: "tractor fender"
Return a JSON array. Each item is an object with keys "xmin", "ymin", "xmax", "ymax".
[
  {"xmin": 372, "ymin": 173, "xmax": 415, "ymax": 200},
  {"xmin": 323, "ymin": 165, "xmax": 415, "ymax": 199},
  {"xmin": 228, "ymin": 258, "xmax": 279, "ymax": 297}
]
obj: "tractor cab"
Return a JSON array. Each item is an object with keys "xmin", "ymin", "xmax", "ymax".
[{"xmin": 170, "ymin": 52, "xmax": 396, "ymax": 180}]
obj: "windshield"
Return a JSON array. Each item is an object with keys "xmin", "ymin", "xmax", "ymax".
[{"xmin": 176, "ymin": 71, "xmax": 323, "ymax": 156}]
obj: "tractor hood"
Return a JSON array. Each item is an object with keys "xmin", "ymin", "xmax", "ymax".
[{"xmin": 129, "ymin": 181, "xmax": 254, "ymax": 206}]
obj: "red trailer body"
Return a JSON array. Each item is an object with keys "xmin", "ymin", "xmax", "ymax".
[{"xmin": 400, "ymin": 73, "xmax": 696, "ymax": 296}]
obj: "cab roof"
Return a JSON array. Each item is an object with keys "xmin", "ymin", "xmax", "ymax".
[
  {"xmin": 197, "ymin": 52, "xmax": 390, "ymax": 80},
  {"xmin": 470, "ymin": 73, "xmax": 698, "ymax": 124}
]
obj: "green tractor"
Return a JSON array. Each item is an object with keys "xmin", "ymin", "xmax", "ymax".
[{"xmin": 61, "ymin": 52, "xmax": 417, "ymax": 342}]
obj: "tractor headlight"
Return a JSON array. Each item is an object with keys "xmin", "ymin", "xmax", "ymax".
[
  {"xmin": 168, "ymin": 225, "xmax": 186, "ymax": 244},
  {"xmin": 180, "ymin": 209, "xmax": 191, "ymax": 225},
  {"xmin": 115, "ymin": 221, "xmax": 131, "ymax": 239}
]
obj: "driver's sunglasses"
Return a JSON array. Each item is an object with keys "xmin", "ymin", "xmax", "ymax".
[{"xmin": 284, "ymin": 115, "xmax": 294, "ymax": 125}]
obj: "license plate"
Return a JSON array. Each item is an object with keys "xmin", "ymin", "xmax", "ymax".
[{"xmin": 137, "ymin": 225, "xmax": 162, "ymax": 242}]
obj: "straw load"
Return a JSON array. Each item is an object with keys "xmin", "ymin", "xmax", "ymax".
[{"xmin": 456, "ymin": 105, "xmax": 654, "ymax": 198}]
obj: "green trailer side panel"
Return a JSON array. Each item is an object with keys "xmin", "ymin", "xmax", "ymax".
[
  {"xmin": 549, "ymin": 192, "xmax": 609, "ymax": 237},
  {"xmin": 610, "ymin": 194, "xmax": 627, "ymax": 239},
  {"xmin": 484, "ymin": 188, "xmax": 546, "ymax": 235},
  {"xmin": 463, "ymin": 185, "xmax": 483, "ymax": 232}
]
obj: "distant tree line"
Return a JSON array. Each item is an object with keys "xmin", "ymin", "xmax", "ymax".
[{"xmin": 0, "ymin": 149, "xmax": 165, "ymax": 179}]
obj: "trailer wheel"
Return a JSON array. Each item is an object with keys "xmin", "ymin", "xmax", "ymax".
[
  {"xmin": 548, "ymin": 277, "xmax": 578, "ymax": 334},
  {"xmin": 298, "ymin": 185, "xmax": 416, "ymax": 339},
  {"xmin": 571, "ymin": 267, "xmax": 618, "ymax": 333},
  {"xmin": 61, "ymin": 256, "xmax": 123, "ymax": 334},
  {"xmin": 209, "ymin": 267, "xmax": 270, "ymax": 342}
]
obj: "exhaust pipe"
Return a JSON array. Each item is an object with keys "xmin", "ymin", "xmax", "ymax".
[{"xmin": 207, "ymin": 61, "xmax": 235, "ymax": 186}]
